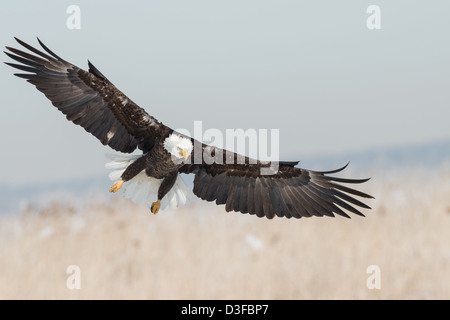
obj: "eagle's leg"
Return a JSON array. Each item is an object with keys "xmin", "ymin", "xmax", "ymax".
[
  {"xmin": 150, "ymin": 200, "xmax": 161, "ymax": 215},
  {"xmin": 150, "ymin": 171, "xmax": 178, "ymax": 214},
  {"xmin": 109, "ymin": 156, "xmax": 147, "ymax": 193},
  {"xmin": 109, "ymin": 180, "xmax": 124, "ymax": 192}
]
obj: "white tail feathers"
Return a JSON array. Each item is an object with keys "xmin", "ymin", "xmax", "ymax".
[{"xmin": 105, "ymin": 153, "xmax": 194, "ymax": 211}]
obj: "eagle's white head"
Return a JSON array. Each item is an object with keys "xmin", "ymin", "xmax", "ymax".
[{"xmin": 163, "ymin": 133, "xmax": 193, "ymax": 162}]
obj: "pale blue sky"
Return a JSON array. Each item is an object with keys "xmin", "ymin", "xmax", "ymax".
[{"xmin": 1, "ymin": 0, "xmax": 449, "ymax": 186}]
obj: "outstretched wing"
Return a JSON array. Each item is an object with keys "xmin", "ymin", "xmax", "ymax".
[
  {"xmin": 4, "ymin": 37, "xmax": 167, "ymax": 153},
  {"xmin": 181, "ymin": 144, "xmax": 373, "ymax": 219}
]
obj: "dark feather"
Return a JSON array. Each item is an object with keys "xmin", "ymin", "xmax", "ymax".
[
  {"xmin": 4, "ymin": 38, "xmax": 169, "ymax": 153},
  {"xmin": 88, "ymin": 60, "xmax": 106, "ymax": 80},
  {"xmin": 183, "ymin": 146, "xmax": 373, "ymax": 219}
]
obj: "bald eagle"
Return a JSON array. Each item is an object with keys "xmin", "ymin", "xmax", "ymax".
[{"xmin": 4, "ymin": 38, "xmax": 373, "ymax": 219}]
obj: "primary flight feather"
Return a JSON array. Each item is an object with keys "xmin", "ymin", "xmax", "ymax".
[{"xmin": 4, "ymin": 37, "xmax": 374, "ymax": 219}]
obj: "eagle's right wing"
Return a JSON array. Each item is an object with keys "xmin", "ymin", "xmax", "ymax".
[{"xmin": 4, "ymin": 37, "xmax": 167, "ymax": 153}]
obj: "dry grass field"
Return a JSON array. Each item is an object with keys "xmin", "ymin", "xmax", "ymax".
[{"xmin": 0, "ymin": 165, "xmax": 449, "ymax": 299}]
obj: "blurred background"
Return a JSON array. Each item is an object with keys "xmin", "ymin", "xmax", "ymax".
[{"xmin": 0, "ymin": 0, "xmax": 449, "ymax": 299}]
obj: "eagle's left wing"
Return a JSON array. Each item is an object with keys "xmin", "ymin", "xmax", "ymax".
[
  {"xmin": 181, "ymin": 144, "xmax": 373, "ymax": 219},
  {"xmin": 4, "ymin": 37, "xmax": 168, "ymax": 153}
]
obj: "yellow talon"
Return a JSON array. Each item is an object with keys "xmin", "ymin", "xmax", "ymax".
[
  {"xmin": 151, "ymin": 200, "xmax": 161, "ymax": 214},
  {"xmin": 109, "ymin": 180, "xmax": 124, "ymax": 193}
]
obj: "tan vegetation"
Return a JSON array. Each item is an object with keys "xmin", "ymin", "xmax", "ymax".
[{"xmin": 1, "ymin": 166, "xmax": 449, "ymax": 299}]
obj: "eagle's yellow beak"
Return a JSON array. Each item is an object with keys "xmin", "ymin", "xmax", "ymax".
[{"xmin": 179, "ymin": 149, "xmax": 189, "ymax": 161}]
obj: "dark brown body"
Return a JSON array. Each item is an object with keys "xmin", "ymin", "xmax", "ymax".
[{"xmin": 121, "ymin": 136, "xmax": 185, "ymax": 201}]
